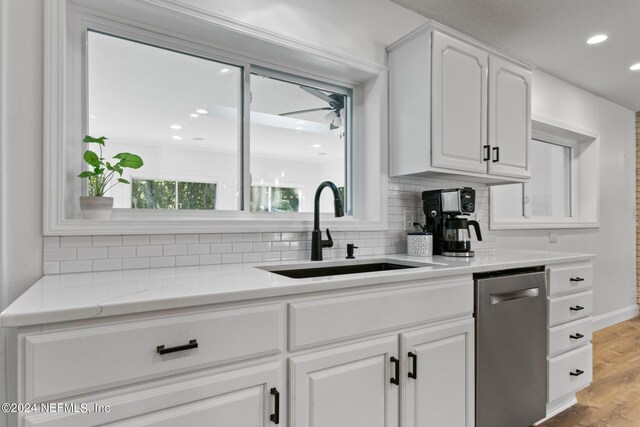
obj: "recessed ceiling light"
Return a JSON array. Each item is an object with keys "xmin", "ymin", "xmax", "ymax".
[
  {"xmin": 296, "ymin": 120, "xmax": 306, "ymax": 124},
  {"xmin": 170, "ymin": 124, "xmax": 182, "ymax": 130},
  {"xmin": 586, "ymin": 34, "xmax": 608, "ymax": 45},
  {"xmin": 309, "ymin": 144, "xmax": 322, "ymax": 148},
  {"xmin": 218, "ymin": 68, "xmax": 231, "ymax": 75},
  {"xmin": 196, "ymin": 109, "xmax": 208, "ymax": 114},
  {"xmin": 190, "ymin": 113, "xmax": 199, "ymax": 118},
  {"xmin": 89, "ymin": 115, "xmax": 97, "ymax": 119},
  {"xmin": 295, "ymin": 126, "xmax": 303, "ymax": 130},
  {"xmin": 630, "ymin": 63, "xmax": 640, "ymax": 71},
  {"xmin": 172, "ymin": 136, "xmax": 182, "ymax": 140}
]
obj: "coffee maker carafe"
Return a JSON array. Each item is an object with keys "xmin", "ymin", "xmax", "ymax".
[{"xmin": 422, "ymin": 187, "xmax": 483, "ymax": 257}]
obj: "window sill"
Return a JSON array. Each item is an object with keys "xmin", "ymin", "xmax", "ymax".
[
  {"xmin": 489, "ymin": 219, "xmax": 600, "ymax": 230},
  {"xmin": 45, "ymin": 211, "xmax": 388, "ymax": 236}
]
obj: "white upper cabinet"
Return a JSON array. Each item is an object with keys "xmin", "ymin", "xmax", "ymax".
[
  {"xmin": 488, "ymin": 55, "xmax": 531, "ymax": 178},
  {"xmin": 388, "ymin": 25, "xmax": 532, "ymax": 183},
  {"xmin": 431, "ymin": 31, "xmax": 488, "ymax": 174}
]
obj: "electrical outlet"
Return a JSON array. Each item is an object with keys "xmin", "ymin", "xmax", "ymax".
[
  {"xmin": 404, "ymin": 211, "xmax": 421, "ymax": 231},
  {"xmin": 549, "ymin": 232, "xmax": 558, "ymax": 243}
]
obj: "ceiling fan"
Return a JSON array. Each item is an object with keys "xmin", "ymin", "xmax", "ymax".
[{"xmin": 279, "ymin": 86, "xmax": 345, "ymax": 129}]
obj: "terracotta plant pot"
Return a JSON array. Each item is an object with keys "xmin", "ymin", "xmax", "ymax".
[{"xmin": 79, "ymin": 196, "xmax": 114, "ymax": 220}]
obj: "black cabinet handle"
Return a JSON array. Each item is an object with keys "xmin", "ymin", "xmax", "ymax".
[
  {"xmin": 570, "ymin": 305, "xmax": 585, "ymax": 311},
  {"xmin": 483, "ymin": 145, "xmax": 490, "ymax": 161},
  {"xmin": 570, "ymin": 333, "xmax": 584, "ymax": 339},
  {"xmin": 570, "ymin": 277, "xmax": 585, "ymax": 282},
  {"xmin": 156, "ymin": 339, "xmax": 198, "ymax": 355},
  {"xmin": 492, "ymin": 146, "xmax": 500, "ymax": 162},
  {"xmin": 390, "ymin": 357, "xmax": 400, "ymax": 385},
  {"xmin": 570, "ymin": 369, "xmax": 584, "ymax": 377},
  {"xmin": 270, "ymin": 387, "xmax": 280, "ymax": 424},
  {"xmin": 408, "ymin": 352, "xmax": 417, "ymax": 379}
]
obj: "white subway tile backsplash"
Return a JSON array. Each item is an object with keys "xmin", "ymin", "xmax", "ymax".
[
  {"xmin": 93, "ymin": 259, "xmax": 122, "ymax": 272},
  {"xmin": 176, "ymin": 234, "xmax": 199, "ymax": 244},
  {"xmin": 60, "ymin": 260, "xmax": 92, "ymax": 274},
  {"xmin": 163, "ymin": 244, "xmax": 188, "ymax": 256},
  {"xmin": 199, "ymin": 234, "xmax": 221, "ymax": 243},
  {"xmin": 123, "ymin": 257, "xmax": 150, "ymax": 270},
  {"xmin": 137, "ymin": 245, "xmax": 163, "ymax": 257},
  {"xmin": 150, "ymin": 256, "xmax": 175, "ymax": 268},
  {"xmin": 77, "ymin": 247, "xmax": 108, "ymax": 260},
  {"xmin": 123, "ymin": 235, "xmax": 150, "ymax": 246},
  {"xmin": 176, "ymin": 255, "xmax": 199, "ymax": 266},
  {"xmin": 188, "ymin": 244, "xmax": 210, "ymax": 255},
  {"xmin": 44, "ymin": 248, "xmax": 76, "ymax": 262},
  {"xmin": 93, "ymin": 235, "xmax": 123, "ymax": 247},
  {"xmin": 200, "ymin": 254, "xmax": 222, "ymax": 265},
  {"xmin": 43, "ymin": 262, "xmax": 60, "ymax": 274},
  {"xmin": 43, "ymin": 236, "xmax": 60, "ymax": 249},
  {"xmin": 108, "ymin": 246, "xmax": 136, "ymax": 259},
  {"xmin": 150, "ymin": 234, "xmax": 175, "ymax": 245},
  {"xmin": 61, "ymin": 236, "xmax": 92, "ymax": 248},
  {"xmin": 42, "ymin": 177, "xmax": 494, "ymax": 275}
]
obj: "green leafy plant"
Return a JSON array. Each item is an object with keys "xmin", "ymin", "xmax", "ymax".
[{"xmin": 78, "ymin": 135, "xmax": 144, "ymax": 197}]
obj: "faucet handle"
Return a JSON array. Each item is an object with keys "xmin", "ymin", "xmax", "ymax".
[{"xmin": 323, "ymin": 228, "xmax": 334, "ymax": 248}]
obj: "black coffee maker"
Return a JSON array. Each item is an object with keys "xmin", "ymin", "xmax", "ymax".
[{"xmin": 422, "ymin": 187, "xmax": 483, "ymax": 257}]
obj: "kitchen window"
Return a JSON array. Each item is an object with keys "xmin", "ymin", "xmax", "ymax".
[
  {"xmin": 43, "ymin": 1, "xmax": 388, "ymax": 235},
  {"xmin": 489, "ymin": 117, "xmax": 599, "ymax": 229}
]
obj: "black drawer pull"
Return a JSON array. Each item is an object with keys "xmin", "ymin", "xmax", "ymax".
[
  {"xmin": 408, "ymin": 352, "xmax": 417, "ymax": 379},
  {"xmin": 570, "ymin": 333, "xmax": 584, "ymax": 340},
  {"xmin": 156, "ymin": 339, "xmax": 198, "ymax": 355},
  {"xmin": 483, "ymin": 145, "xmax": 490, "ymax": 161},
  {"xmin": 492, "ymin": 146, "xmax": 500, "ymax": 162},
  {"xmin": 570, "ymin": 277, "xmax": 585, "ymax": 282},
  {"xmin": 390, "ymin": 356, "xmax": 400, "ymax": 385},
  {"xmin": 270, "ymin": 387, "xmax": 280, "ymax": 424},
  {"xmin": 570, "ymin": 305, "xmax": 585, "ymax": 311},
  {"xmin": 570, "ymin": 369, "xmax": 584, "ymax": 377}
]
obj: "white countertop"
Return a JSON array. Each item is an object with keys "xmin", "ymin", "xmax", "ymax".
[{"xmin": 0, "ymin": 249, "xmax": 594, "ymax": 327}]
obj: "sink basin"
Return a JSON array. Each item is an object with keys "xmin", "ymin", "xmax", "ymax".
[{"xmin": 266, "ymin": 262, "xmax": 418, "ymax": 279}]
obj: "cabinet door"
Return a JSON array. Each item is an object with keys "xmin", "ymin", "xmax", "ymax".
[
  {"xmin": 290, "ymin": 336, "xmax": 399, "ymax": 427},
  {"xmin": 24, "ymin": 363, "xmax": 283, "ymax": 427},
  {"xmin": 488, "ymin": 55, "xmax": 531, "ymax": 178},
  {"xmin": 401, "ymin": 318, "xmax": 474, "ymax": 427},
  {"xmin": 431, "ymin": 31, "xmax": 488, "ymax": 174}
]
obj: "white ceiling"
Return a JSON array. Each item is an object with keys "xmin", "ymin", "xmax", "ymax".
[{"xmin": 392, "ymin": 0, "xmax": 640, "ymax": 111}]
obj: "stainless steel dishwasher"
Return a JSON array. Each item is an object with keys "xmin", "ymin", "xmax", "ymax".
[{"xmin": 475, "ymin": 267, "xmax": 547, "ymax": 427}]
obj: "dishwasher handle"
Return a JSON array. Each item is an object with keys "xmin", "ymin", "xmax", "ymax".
[{"xmin": 490, "ymin": 287, "xmax": 540, "ymax": 305}]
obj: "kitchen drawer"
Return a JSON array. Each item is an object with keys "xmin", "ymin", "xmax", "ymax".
[
  {"xmin": 25, "ymin": 304, "xmax": 282, "ymax": 401},
  {"xmin": 549, "ymin": 317, "xmax": 592, "ymax": 357},
  {"xmin": 288, "ymin": 278, "xmax": 473, "ymax": 351},
  {"xmin": 548, "ymin": 263, "xmax": 593, "ymax": 296},
  {"xmin": 548, "ymin": 344, "xmax": 592, "ymax": 403},
  {"xmin": 548, "ymin": 291, "xmax": 593, "ymax": 327}
]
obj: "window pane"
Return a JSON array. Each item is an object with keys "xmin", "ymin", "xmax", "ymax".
[
  {"xmin": 250, "ymin": 186, "xmax": 270, "ymax": 212},
  {"xmin": 492, "ymin": 184, "xmax": 524, "ymax": 219},
  {"xmin": 177, "ymin": 182, "xmax": 216, "ymax": 210},
  {"xmin": 249, "ymin": 73, "xmax": 349, "ymax": 213},
  {"xmin": 132, "ymin": 180, "xmax": 176, "ymax": 209},
  {"xmin": 87, "ymin": 31, "xmax": 241, "ymax": 210},
  {"xmin": 530, "ymin": 140, "xmax": 571, "ymax": 217}
]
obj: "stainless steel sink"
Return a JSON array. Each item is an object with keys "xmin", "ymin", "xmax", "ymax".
[{"xmin": 260, "ymin": 259, "xmax": 443, "ymax": 279}]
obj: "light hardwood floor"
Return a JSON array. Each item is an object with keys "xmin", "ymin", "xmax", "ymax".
[{"xmin": 540, "ymin": 316, "xmax": 640, "ymax": 427}]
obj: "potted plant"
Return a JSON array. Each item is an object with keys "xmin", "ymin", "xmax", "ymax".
[{"xmin": 78, "ymin": 135, "xmax": 143, "ymax": 220}]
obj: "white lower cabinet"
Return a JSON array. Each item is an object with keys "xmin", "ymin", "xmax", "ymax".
[
  {"xmin": 401, "ymin": 319, "xmax": 474, "ymax": 427},
  {"xmin": 23, "ymin": 362, "xmax": 282, "ymax": 427},
  {"xmin": 289, "ymin": 336, "xmax": 399, "ymax": 427}
]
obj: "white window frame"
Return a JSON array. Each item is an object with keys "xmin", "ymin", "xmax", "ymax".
[
  {"xmin": 489, "ymin": 115, "xmax": 600, "ymax": 229},
  {"xmin": 43, "ymin": 0, "xmax": 388, "ymax": 235}
]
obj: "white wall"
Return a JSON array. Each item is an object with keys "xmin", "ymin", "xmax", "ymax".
[{"xmin": 493, "ymin": 70, "xmax": 637, "ymax": 321}]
